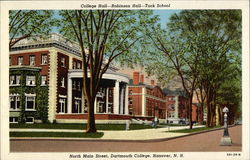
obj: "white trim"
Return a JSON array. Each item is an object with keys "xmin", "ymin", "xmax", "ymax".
[
  {"xmin": 74, "ymin": 97, "xmax": 81, "ymax": 100},
  {"xmin": 68, "ymin": 70, "xmax": 130, "ymax": 83},
  {"xmin": 25, "ymin": 94, "xmax": 36, "ymax": 111},
  {"xmin": 26, "ymin": 117, "xmax": 34, "ymax": 124},
  {"xmin": 59, "ymin": 94, "xmax": 67, "ymax": 98},
  {"xmin": 9, "ymin": 117, "xmax": 19, "ymax": 123}
]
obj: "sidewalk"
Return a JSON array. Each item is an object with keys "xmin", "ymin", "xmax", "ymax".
[{"xmin": 10, "ymin": 125, "xmax": 205, "ymax": 140}]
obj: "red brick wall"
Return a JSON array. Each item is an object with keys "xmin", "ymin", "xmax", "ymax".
[
  {"xmin": 129, "ymin": 86, "xmax": 166, "ymax": 119},
  {"xmin": 10, "ymin": 51, "xmax": 50, "ymax": 76},
  {"xmin": 57, "ymin": 52, "xmax": 69, "ymax": 113}
]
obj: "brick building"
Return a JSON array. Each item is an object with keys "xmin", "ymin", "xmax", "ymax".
[
  {"xmin": 128, "ymin": 72, "xmax": 166, "ymax": 121},
  {"xmin": 164, "ymin": 88, "xmax": 189, "ymax": 124},
  {"xmin": 9, "ymin": 33, "xmax": 131, "ymax": 124}
]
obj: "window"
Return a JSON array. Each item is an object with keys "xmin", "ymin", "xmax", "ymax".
[
  {"xmin": 72, "ymin": 80, "xmax": 76, "ymax": 89},
  {"xmin": 29, "ymin": 55, "xmax": 35, "ymax": 66},
  {"xmin": 18, "ymin": 56, "xmax": 23, "ymax": 65},
  {"xmin": 41, "ymin": 54, "xmax": 47, "ymax": 65},
  {"xmin": 10, "ymin": 75, "xmax": 21, "ymax": 86},
  {"xmin": 59, "ymin": 98, "xmax": 66, "ymax": 113},
  {"xmin": 73, "ymin": 61, "xmax": 76, "ymax": 69},
  {"xmin": 25, "ymin": 95, "xmax": 36, "ymax": 110},
  {"xmin": 129, "ymin": 90, "xmax": 133, "ymax": 95},
  {"xmin": 77, "ymin": 81, "xmax": 80, "ymax": 90},
  {"xmin": 9, "ymin": 117, "xmax": 18, "ymax": 123},
  {"xmin": 129, "ymin": 98, "xmax": 133, "ymax": 105},
  {"xmin": 61, "ymin": 77, "xmax": 65, "ymax": 87},
  {"xmin": 61, "ymin": 57, "xmax": 65, "ymax": 67},
  {"xmin": 41, "ymin": 76, "xmax": 47, "ymax": 86},
  {"xmin": 26, "ymin": 76, "xmax": 36, "ymax": 86},
  {"xmin": 77, "ymin": 62, "xmax": 81, "ymax": 69},
  {"xmin": 26, "ymin": 117, "xmax": 34, "ymax": 124},
  {"xmin": 74, "ymin": 99, "xmax": 81, "ymax": 113},
  {"xmin": 9, "ymin": 95, "xmax": 21, "ymax": 110}
]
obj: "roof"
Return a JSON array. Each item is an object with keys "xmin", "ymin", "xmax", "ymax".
[{"xmin": 10, "ymin": 33, "xmax": 81, "ymax": 57}]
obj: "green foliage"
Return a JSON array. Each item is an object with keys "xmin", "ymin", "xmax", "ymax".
[
  {"xmin": 9, "ymin": 10, "xmax": 56, "ymax": 48},
  {"xmin": 9, "ymin": 69, "xmax": 48, "ymax": 123}
]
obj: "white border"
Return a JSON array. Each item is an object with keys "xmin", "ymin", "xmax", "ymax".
[{"xmin": 0, "ymin": 1, "xmax": 249, "ymax": 160}]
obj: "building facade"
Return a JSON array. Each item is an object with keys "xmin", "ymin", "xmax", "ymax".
[
  {"xmin": 9, "ymin": 33, "xmax": 130, "ymax": 124},
  {"xmin": 128, "ymin": 72, "xmax": 166, "ymax": 121}
]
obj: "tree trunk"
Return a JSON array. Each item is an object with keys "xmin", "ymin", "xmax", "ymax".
[
  {"xmin": 188, "ymin": 95, "xmax": 193, "ymax": 129},
  {"xmin": 86, "ymin": 98, "xmax": 97, "ymax": 133}
]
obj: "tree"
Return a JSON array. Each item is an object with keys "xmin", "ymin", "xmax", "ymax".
[
  {"xmin": 58, "ymin": 10, "xmax": 157, "ymax": 133},
  {"xmin": 9, "ymin": 10, "xmax": 55, "ymax": 49},
  {"xmin": 144, "ymin": 10, "xmax": 241, "ymax": 128}
]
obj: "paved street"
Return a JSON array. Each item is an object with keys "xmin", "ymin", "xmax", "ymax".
[{"xmin": 10, "ymin": 125, "xmax": 241, "ymax": 152}]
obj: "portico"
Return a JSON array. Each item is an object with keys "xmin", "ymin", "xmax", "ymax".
[{"xmin": 56, "ymin": 69, "xmax": 131, "ymax": 122}]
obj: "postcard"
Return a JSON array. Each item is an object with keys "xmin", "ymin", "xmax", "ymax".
[{"xmin": 0, "ymin": 0, "xmax": 249, "ymax": 160}]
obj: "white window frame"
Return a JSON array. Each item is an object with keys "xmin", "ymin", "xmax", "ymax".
[
  {"xmin": 77, "ymin": 62, "xmax": 81, "ymax": 69},
  {"xmin": 25, "ymin": 94, "xmax": 36, "ymax": 111},
  {"xmin": 74, "ymin": 98, "xmax": 81, "ymax": 113},
  {"xmin": 59, "ymin": 98, "xmax": 66, "ymax": 113},
  {"xmin": 73, "ymin": 61, "xmax": 77, "ymax": 69},
  {"xmin": 10, "ymin": 75, "xmax": 21, "ymax": 86},
  {"xmin": 26, "ymin": 76, "xmax": 36, "ymax": 86},
  {"xmin": 41, "ymin": 76, "xmax": 47, "ymax": 86},
  {"xmin": 26, "ymin": 117, "xmax": 34, "ymax": 124},
  {"xmin": 29, "ymin": 55, "xmax": 35, "ymax": 66},
  {"xmin": 18, "ymin": 56, "xmax": 23, "ymax": 65},
  {"xmin": 10, "ymin": 117, "xmax": 18, "ymax": 123},
  {"xmin": 61, "ymin": 77, "xmax": 65, "ymax": 88},
  {"xmin": 61, "ymin": 57, "xmax": 65, "ymax": 67},
  {"xmin": 9, "ymin": 95, "xmax": 21, "ymax": 111},
  {"xmin": 41, "ymin": 54, "xmax": 47, "ymax": 65},
  {"xmin": 72, "ymin": 80, "xmax": 76, "ymax": 89}
]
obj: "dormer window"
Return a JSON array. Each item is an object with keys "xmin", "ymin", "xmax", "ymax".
[
  {"xmin": 29, "ymin": 55, "xmax": 35, "ymax": 66},
  {"xmin": 18, "ymin": 56, "xmax": 23, "ymax": 65}
]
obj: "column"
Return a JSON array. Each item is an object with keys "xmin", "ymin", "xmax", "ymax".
[
  {"xmin": 113, "ymin": 80, "xmax": 120, "ymax": 114},
  {"xmin": 81, "ymin": 86, "xmax": 84, "ymax": 113},
  {"xmin": 48, "ymin": 49, "xmax": 57, "ymax": 123},
  {"xmin": 67, "ymin": 77, "xmax": 72, "ymax": 113},
  {"xmin": 94, "ymin": 97, "xmax": 97, "ymax": 113},
  {"xmin": 120, "ymin": 87, "xmax": 124, "ymax": 114},
  {"xmin": 106, "ymin": 88, "xmax": 109, "ymax": 113},
  {"xmin": 125, "ymin": 85, "xmax": 129, "ymax": 115}
]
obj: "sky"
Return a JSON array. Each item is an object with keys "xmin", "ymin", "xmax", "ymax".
[
  {"xmin": 52, "ymin": 10, "xmax": 181, "ymax": 33},
  {"xmin": 154, "ymin": 10, "xmax": 180, "ymax": 28}
]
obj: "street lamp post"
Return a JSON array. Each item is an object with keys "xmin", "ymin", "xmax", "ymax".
[{"xmin": 220, "ymin": 107, "xmax": 232, "ymax": 146}]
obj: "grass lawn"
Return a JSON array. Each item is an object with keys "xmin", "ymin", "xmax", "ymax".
[
  {"xmin": 10, "ymin": 132, "xmax": 104, "ymax": 138},
  {"xmin": 168, "ymin": 126, "xmax": 222, "ymax": 133},
  {"xmin": 10, "ymin": 123, "xmax": 155, "ymax": 130}
]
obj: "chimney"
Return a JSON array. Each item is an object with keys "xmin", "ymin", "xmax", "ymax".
[
  {"xmin": 140, "ymin": 74, "xmax": 144, "ymax": 84},
  {"xmin": 133, "ymin": 72, "xmax": 140, "ymax": 85},
  {"xmin": 151, "ymin": 80, "xmax": 155, "ymax": 86}
]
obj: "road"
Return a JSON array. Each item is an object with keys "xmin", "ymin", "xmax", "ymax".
[{"xmin": 10, "ymin": 125, "xmax": 241, "ymax": 152}]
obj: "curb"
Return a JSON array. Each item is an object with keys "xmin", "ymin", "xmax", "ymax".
[{"xmin": 10, "ymin": 125, "xmax": 240, "ymax": 143}]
